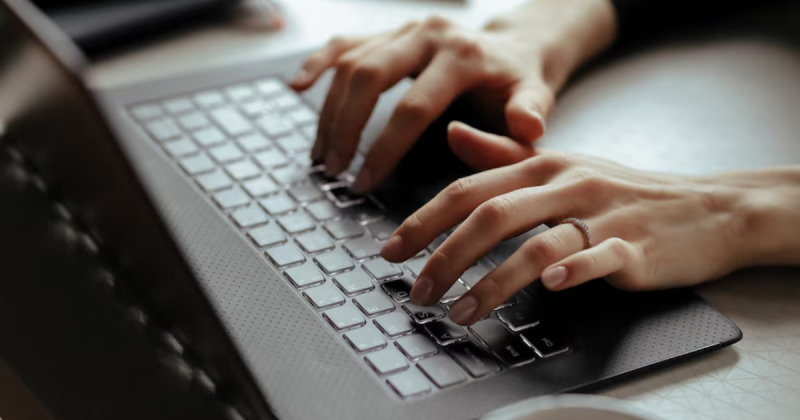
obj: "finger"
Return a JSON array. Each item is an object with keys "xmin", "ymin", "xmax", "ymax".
[
  {"xmin": 541, "ymin": 237, "xmax": 644, "ymax": 292},
  {"xmin": 351, "ymin": 53, "xmax": 477, "ymax": 193},
  {"xmin": 290, "ymin": 35, "xmax": 367, "ymax": 91},
  {"xmin": 380, "ymin": 153, "xmax": 563, "ymax": 263},
  {"xmin": 313, "ymin": 35, "xmax": 390, "ymax": 167},
  {"xmin": 504, "ymin": 79, "xmax": 554, "ymax": 143},
  {"xmin": 447, "ymin": 121, "xmax": 536, "ymax": 171},
  {"xmin": 448, "ymin": 224, "xmax": 587, "ymax": 325},
  {"xmin": 410, "ymin": 182, "xmax": 587, "ymax": 306},
  {"xmin": 326, "ymin": 31, "xmax": 434, "ymax": 175}
]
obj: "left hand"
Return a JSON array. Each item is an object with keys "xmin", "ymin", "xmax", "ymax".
[{"xmin": 380, "ymin": 122, "xmax": 765, "ymax": 325}]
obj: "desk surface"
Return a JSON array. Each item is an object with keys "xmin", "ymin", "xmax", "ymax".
[{"xmin": 89, "ymin": 2, "xmax": 800, "ymax": 420}]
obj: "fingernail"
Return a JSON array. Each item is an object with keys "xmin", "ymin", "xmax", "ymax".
[
  {"xmin": 381, "ymin": 235, "xmax": 403, "ymax": 260},
  {"xmin": 449, "ymin": 296, "xmax": 478, "ymax": 325},
  {"xmin": 353, "ymin": 167, "xmax": 372, "ymax": 193},
  {"xmin": 542, "ymin": 266, "xmax": 567, "ymax": 289},
  {"xmin": 411, "ymin": 276, "xmax": 434, "ymax": 304},
  {"xmin": 290, "ymin": 68, "xmax": 308, "ymax": 86},
  {"xmin": 325, "ymin": 151, "xmax": 340, "ymax": 176},
  {"xmin": 530, "ymin": 109, "xmax": 547, "ymax": 135},
  {"xmin": 447, "ymin": 121, "xmax": 463, "ymax": 133}
]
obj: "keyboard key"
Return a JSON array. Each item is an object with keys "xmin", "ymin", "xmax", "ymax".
[
  {"xmin": 426, "ymin": 233, "xmax": 448, "ymax": 253},
  {"xmin": 362, "ymin": 259, "xmax": 403, "ymax": 282},
  {"xmin": 247, "ymin": 224, "xmax": 286, "ymax": 247},
  {"xmin": 303, "ymin": 283, "xmax": 345, "ymax": 309},
  {"xmin": 179, "ymin": 153, "xmax": 216, "ymax": 175},
  {"xmin": 306, "ymin": 201, "xmax": 342, "ymax": 222},
  {"xmin": 367, "ymin": 220, "xmax": 399, "ymax": 241},
  {"xmin": 225, "ymin": 159, "xmax": 261, "ymax": 181},
  {"xmin": 323, "ymin": 304, "xmax": 365, "ymax": 331},
  {"xmin": 333, "ymin": 270, "xmax": 374, "ymax": 295},
  {"xmin": 402, "ymin": 303, "xmax": 445, "ymax": 325},
  {"xmin": 405, "ymin": 257, "xmax": 428, "ymax": 278},
  {"xmin": 276, "ymin": 212, "xmax": 315, "ymax": 234},
  {"xmin": 259, "ymin": 193, "xmax": 297, "ymax": 215},
  {"xmin": 496, "ymin": 302, "xmax": 539, "ymax": 332},
  {"xmin": 495, "ymin": 296, "xmax": 517, "ymax": 310},
  {"xmin": 211, "ymin": 107, "xmax": 253, "ymax": 136},
  {"xmin": 387, "ymin": 369, "xmax": 431, "ymax": 398},
  {"xmin": 274, "ymin": 93, "xmax": 301, "ymax": 110},
  {"xmin": 288, "ymin": 184, "xmax": 324, "ymax": 203},
  {"xmin": 300, "ymin": 123, "xmax": 317, "ymax": 140},
  {"xmin": 213, "ymin": 186, "xmax": 250, "ymax": 209},
  {"xmin": 309, "ymin": 169, "xmax": 344, "ymax": 189},
  {"xmin": 146, "ymin": 119, "xmax": 182, "ymax": 142},
  {"xmin": 194, "ymin": 91, "xmax": 226, "ymax": 109},
  {"xmin": 241, "ymin": 99, "xmax": 273, "ymax": 117},
  {"xmin": 276, "ymin": 133, "xmax": 311, "ymax": 153},
  {"xmin": 193, "ymin": 127, "xmax": 227, "ymax": 147},
  {"xmin": 130, "ymin": 103, "xmax": 162, "ymax": 121},
  {"xmin": 381, "ymin": 277, "xmax": 414, "ymax": 303},
  {"xmin": 296, "ymin": 231, "xmax": 335, "ymax": 254},
  {"xmin": 344, "ymin": 202, "xmax": 384, "ymax": 224},
  {"xmin": 162, "ymin": 137, "xmax": 199, "ymax": 157},
  {"xmin": 425, "ymin": 319, "xmax": 467, "ymax": 346},
  {"xmin": 257, "ymin": 114, "xmax": 293, "ymax": 137},
  {"xmin": 163, "ymin": 97, "xmax": 195, "ymax": 115},
  {"xmin": 230, "ymin": 204, "xmax": 269, "ymax": 228},
  {"xmin": 519, "ymin": 326, "xmax": 571, "ymax": 358},
  {"xmin": 270, "ymin": 166, "xmax": 307, "ymax": 185},
  {"xmin": 470, "ymin": 318, "xmax": 536, "ymax": 367},
  {"xmin": 226, "ymin": 84, "xmax": 257, "ymax": 102},
  {"xmin": 374, "ymin": 312, "xmax": 414, "ymax": 338},
  {"xmin": 178, "ymin": 112, "xmax": 210, "ymax": 131},
  {"xmin": 236, "ymin": 133, "xmax": 271, "ymax": 153},
  {"xmin": 266, "ymin": 243, "xmax": 306, "ymax": 268},
  {"xmin": 209, "ymin": 143, "xmax": 244, "ymax": 163},
  {"xmin": 366, "ymin": 348, "xmax": 409, "ymax": 376},
  {"xmin": 342, "ymin": 237, "xmax": 382, "ymax": 260},
  {"xmin": 242, "ymin": 176, "xmax": 280, "ymax": 197},
  {"xmin": 328, "ymin": 186, "xmax": 365, "ymax": 206},
  {"xmin": 324, "ymin": 219, "xmax": 364, "ymax": 240},
  {"xmin": 196, "ymin": 169, "xmax": 233, "ymax": 192},
  {"xmin": 417, "ymin": 356, "xmax": 467, "ymax": 388},
  {"xmin": 354, "ymin": 292, "xmax": 395, "ymax": 317},
  {"xmin": 253, "ymin": 148, "xmax": 289, "ymax": 169},
  {"xmin": 288, "ymin": 105, "xmax": 317, "ymax": 126},
  {"xmin": 447, "ymin": 342, "xmax": 501, "ymax": 378},
  {"xmin": 395, "ymin": 334, "xmax": 438, "ymax": 360},
  {"xmin": 440, "ymin": 282, "xmax": 468, "ymax": 303},
  {"xmin": 344, "ymin": 326, "xmax": 387, "ymax": 353},
  {"xmin": 460, "ymin": 260, "xmax": 493, "ymax": 287},
  {"xmin": 256, "ymin": 78, "xmax": 283, "ymax": 96},
  {"xmin": 284, "ymin": 263, "xmax": 325, "ymax": 289},
  {"xmin": 314, "ymin": 249, "xmax": 355, "ymax": 274}
]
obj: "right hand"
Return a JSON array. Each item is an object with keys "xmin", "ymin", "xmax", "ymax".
[{"xmin": 290, "ymin": 0, "xmax": 617, "ymax": 192}]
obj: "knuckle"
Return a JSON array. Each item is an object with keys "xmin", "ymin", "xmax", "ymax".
[
  {"xmin": 351, "ymin": 61, "xmax": 383, "ymax": 86},
  {"xmin": 396, "ymin": 93, "xmax": 434, "ymax": 120},
  {"xmin": 403, "ymin": 212, "xmax": 425, "ymax": 233},
  {"xmin": 474, "ymin": 196, "xmax": 514, "ymax": 227},
  {"xmin": 525, "ymin": 234, "xmax": 563, "ymax": 266},
  {"xmin": 423, "ymin": 15, "xmax": 452, "ymax": 32},
  {"xmin": 606, "ymin": 237, "xmax": 631, "ymax": 261},
  {"xmin": 445, "ymin": 32, "xmax": 483, "ymax": 60},
  {"xmin": 334, "ymin": 53, "xmax": 359, "ymax": 74},
  {"xmin": 443, "ymin": 177, "xmax": 474, "ymax": 204},
  {"xmin": 530, "ymin": 154, "xmax": 571, "ymax": 175}
]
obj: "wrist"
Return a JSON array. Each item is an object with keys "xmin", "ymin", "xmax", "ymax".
[
  {"xmin": 485, "ymin": 0, "xmax": 617, "ymax": 86},
  {"xmin": 719, "ymin": 168, "xmax": 800, "ymax": 269}
]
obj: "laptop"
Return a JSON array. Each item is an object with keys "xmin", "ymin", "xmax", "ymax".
[{"xmin": 0, "ymin": 1, "xmax": 742, "ymax": 419}]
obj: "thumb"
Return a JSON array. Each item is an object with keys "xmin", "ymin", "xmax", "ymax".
[
  {"xmin": 505, "ymin": 79, "xmax": 554, "ymax": 143},
  {"xmin": 447, "ymin": 121, "xmax": 537, "ymax": 171}
]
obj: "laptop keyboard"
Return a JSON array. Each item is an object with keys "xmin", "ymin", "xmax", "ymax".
[{"xmin": 127, "ymin": 77, "xmax": 572, "ymax": 399}]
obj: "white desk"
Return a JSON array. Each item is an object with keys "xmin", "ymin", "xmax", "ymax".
[{"xmin": 89, "ymin": 2, "xmax": 800, "ymax": 420}]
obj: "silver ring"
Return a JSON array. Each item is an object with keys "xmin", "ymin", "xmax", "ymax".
[{"xmin": 560, "ymin": 217, "xmax": 593, "ymax": 248}]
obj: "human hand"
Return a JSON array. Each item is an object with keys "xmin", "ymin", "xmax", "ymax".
[
  {"xmin": 380, "ymin": 123, "xmax": 788, "ymax": 326},
  {"xmin": 290, "ymin": 0, "xmax": 616, "ymax": 191}
]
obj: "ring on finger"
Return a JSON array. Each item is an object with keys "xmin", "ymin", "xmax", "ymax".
[{"xmin": 560, "ymin": 217, "xmax": 593, "ymax": 249}]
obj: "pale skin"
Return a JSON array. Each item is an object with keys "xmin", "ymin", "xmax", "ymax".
[{"xmin": 291, "ymin": 0, "xmax": 800, "ymax": 325}]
